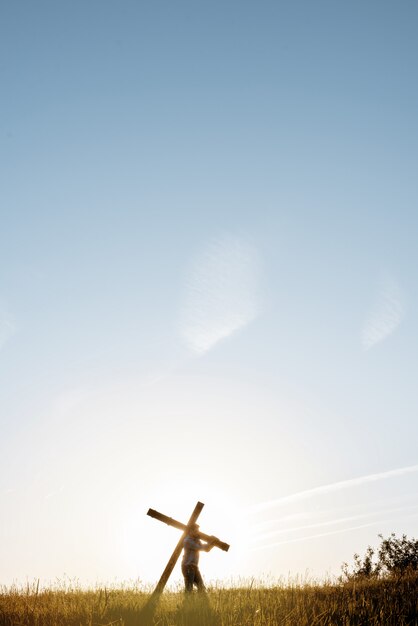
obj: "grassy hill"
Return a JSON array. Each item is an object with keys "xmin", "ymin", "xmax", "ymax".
[{"xmin": 0, "ymin": 574, "xmax": 417, "ymax": 625}]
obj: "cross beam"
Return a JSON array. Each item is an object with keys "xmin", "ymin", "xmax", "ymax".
[
  {"xmin": 147, "ymin": 501, "xmax": 229, "ymax": 595},
  {"xmin": 147, "ymin": 508, "xmax": 230, "ymax": 552}
]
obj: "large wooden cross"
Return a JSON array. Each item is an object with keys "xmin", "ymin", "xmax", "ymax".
[{"xmin": 147, "ymin": 501, "xmax": 230, "ymax": 595}]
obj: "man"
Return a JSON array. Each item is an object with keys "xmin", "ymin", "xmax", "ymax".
[{"xmin": 181, "ymin": 523, "xmax": 217, "ymax": 592}]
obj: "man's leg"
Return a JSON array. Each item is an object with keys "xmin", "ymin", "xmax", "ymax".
[
  {"xmin": 193, "ymin": 566, "xmax": 206, "ymax": 592},
  {"xmin": 182, "ymin": 564, "xmax": 195, "ymax": 592}
]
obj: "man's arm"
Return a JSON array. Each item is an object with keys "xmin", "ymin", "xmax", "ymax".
[
  {"xmin": 185, "ymin": 535, "xmax": 218, "ymax": 552},
  {"xmin": 203, "ymin": 536, "xmax": 219, "ymax": 552}
]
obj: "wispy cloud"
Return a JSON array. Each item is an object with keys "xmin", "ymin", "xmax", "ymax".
[
  {"xmin": 252, "ymin": 504, "xmax": 418, "ymax": 544},
  {"xmin": 0, "ymin": 312, "xmax": 16, "ymax": 350},
  {"xmin": 180, "ymin": 234, "xmax": 260, "ymax": 354},
  {"xmin": 362, "ymin": 274, "xmax": 404, "ymax": 350},
  {"xmin": 251, "ymin": 513, "xmax": 418, "ymax": 551},
  {"xmin": 45, "ymin": 485, "xmax": 65, "ymax": 500},
  {"xmin": 253, "ymin": 513, "xmax": 371, "ymax": 543},
  {"xmin": 251, "ymin": 464, "xmax": 418, "ymax": 513}
]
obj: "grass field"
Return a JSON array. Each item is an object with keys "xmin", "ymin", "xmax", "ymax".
[{"xmin": 0, "ymin": 574, "xmax": 417, "ymax": 625}]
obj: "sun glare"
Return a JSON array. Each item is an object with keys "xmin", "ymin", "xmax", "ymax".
[{"xmin": 119, "ymin": 480, "xmax": 255, "ymax": 587}]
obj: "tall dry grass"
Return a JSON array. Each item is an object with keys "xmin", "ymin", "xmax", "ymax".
[{"xmin": 0, "ymin": 574, "xmax": 417, "ymax": 625}]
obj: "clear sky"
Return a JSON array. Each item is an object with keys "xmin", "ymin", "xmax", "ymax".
[{"xmin": 1, "ymin": 0, "xmax": 418, "ymax": 588}]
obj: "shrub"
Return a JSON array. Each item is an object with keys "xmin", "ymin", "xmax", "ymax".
[
  {"xmin": 378, "ymin": 533, "xmax": 418, "ymax": 575},
  {"xmin": 341, "ymin": 533, "xmax": 418, "ymax": 580}
]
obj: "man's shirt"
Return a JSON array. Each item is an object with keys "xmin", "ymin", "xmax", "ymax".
[{"xmin": 182, "ymin": 535, "xmax": 206, "ymax": 567}]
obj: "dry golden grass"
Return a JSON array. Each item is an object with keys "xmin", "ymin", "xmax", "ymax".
[{"xmin": 0, "ymin": 574, "xmax": 417, "ymax": 625}]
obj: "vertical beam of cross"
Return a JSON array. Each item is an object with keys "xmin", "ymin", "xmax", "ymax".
[{"xmin": 152, "ymin": 500, "xmax": 204, "ymax": 596}]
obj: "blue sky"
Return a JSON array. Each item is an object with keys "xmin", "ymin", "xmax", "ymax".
[{"xmin": 1, "ymin": 1, "xmax": 418, "ymax": 586}]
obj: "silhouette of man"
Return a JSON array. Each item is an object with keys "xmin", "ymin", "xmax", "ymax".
[{"xmin": 181, "ymin": 523, "xmax": 217, "ymax": 592}]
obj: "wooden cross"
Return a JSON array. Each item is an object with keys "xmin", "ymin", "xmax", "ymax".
[{"xmin": 147, "ymin": 501, "xmax": 230, "ymax": 595}]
